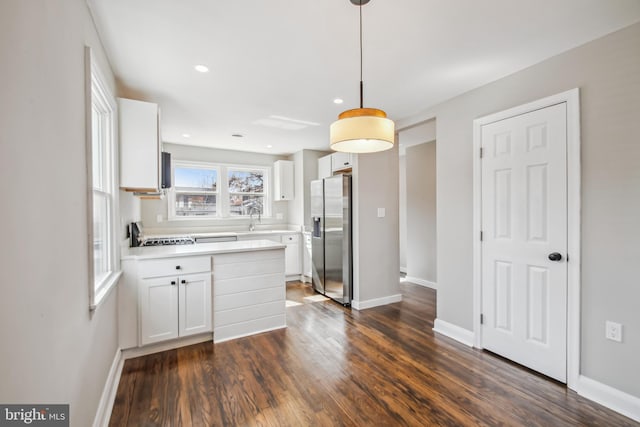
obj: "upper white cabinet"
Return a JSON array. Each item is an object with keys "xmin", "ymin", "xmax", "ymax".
[
  {"xmin": 318, "ymin": 153, "xmax": 354, "ymax": 179},
  {"xmin": 273, "ymin": 160, "xmax": 294, "ymax": 201},
  {"xmin": 318, "ymin": 155, "xmax": 332, "ymax": 179},
  {"xmin": 331, "ymin": 152, "xmax": 353, "ymax": 172},
  {"xmin": 119, "ymin": 98, "xmax": 161, "ymax": 192}
]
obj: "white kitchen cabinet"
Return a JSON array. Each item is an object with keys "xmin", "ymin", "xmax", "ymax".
[
  {"xmin": 119, "ymin": 98, "xmax": 161, "ymax": 192},
  {"xmin": 318, "ymin": 155, "xmax": 332, "ymax": 179},
  {"xmin": 318, "ymin": 153, "xmax": 353, "ymax": 179},
  {"xmin": 282, "ymin": 234, "xmax": 301, "ymax": 276},
  {"xmin": 178, "ymin": 272, "xmax": 212, "ymax": 337},
  {"xmin": 273, "ymin": 160, "xmax": 294, "ymax": 200},
  {"xmin": 331, "ymin": 152, "xmax": 353, "ymax": 172},
  {"xmin": 139, "ymin": 276, "xmax": 179, "ymax": 345},
  {"xmin": 138, "ymin": 256, "xmax": 212, "ymax": 346}
]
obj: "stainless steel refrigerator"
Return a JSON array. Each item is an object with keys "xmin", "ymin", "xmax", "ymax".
[{"xmin": 310, "ymin": 174, "xmax": 352, "ymax": 306}]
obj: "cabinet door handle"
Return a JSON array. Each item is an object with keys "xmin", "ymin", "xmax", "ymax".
[
  {"xmin": 171, "ymin": 281, "xmax": 176, "ymax": 285},
  {"xmin": 176, "ymin": 265, "xmax": 181, "ymax": 270},
  {"xmin": 181, "ymin": 279, "xmax": 187, "ymax": 284}
]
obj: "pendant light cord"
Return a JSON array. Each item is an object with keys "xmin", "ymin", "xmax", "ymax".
[{"xmin": 359, "ymin": 1, "xmax": 363, "ymax": 109}]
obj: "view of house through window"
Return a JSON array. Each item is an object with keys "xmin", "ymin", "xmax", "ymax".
[
  {"xmin": 174, "ymin": 165, "xmax": 218, "ymax": 216},
  {"xmin": 170, "ymin": 161, "xmax": 269, "ymax": 218},
  {"xmin": 228, "ymin": 169, "xmax": 265, "ymax": 217}
]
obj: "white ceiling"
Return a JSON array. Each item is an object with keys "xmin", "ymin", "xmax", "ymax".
[{"xmin": 89, "ymin": 0, "xmax": 640, "ymax": 155}]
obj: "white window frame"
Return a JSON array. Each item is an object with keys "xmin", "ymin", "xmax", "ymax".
[
  {"xmin": 226, "ymin": 166, "xmax": 270, "ymax": 218},
  {"xmin": 86, "ymin": 47, "xmax": 120, "ymax": 311},
  {"xmin": 169, "ymin": 160, "xmax": 221, "ymax": 218},
  {"xmin": 168, "ymin": 161, "xmax": 271, "ymax": 220}
]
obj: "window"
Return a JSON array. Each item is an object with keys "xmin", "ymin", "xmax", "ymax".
[
  {"xmin": 169, "ymin": 161, "xmax": 270, "ymax": 219},
  {"xmin": 174, "ymin": 164, "xmax": 218, "ymax": 216},
  {"xmin": 87, "ymin": 47, "xmax": 119, "ymax": 309},
  {"xmin": 228, "ymin": 169, "xmax": 265, "ymax": 217}
]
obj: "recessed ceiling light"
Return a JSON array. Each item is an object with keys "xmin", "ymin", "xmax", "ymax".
[
  {"xmin": 266, "ymin": 145, "xmax": 273, "ymax": 148},
  {"xmin": 333, "ymin": 98, "xmax": 344, "ymax": 104},
  {"xmin": 182, "ymin": 133, "xmax": 191, "ymax": 138},
  {"xmin": 194, "ymin": 65, "xmax": 209, "ymax": 73}
]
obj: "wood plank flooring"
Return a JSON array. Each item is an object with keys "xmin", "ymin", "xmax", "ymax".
[{"xmin": 109, "ymin": 281, "xmax": 638, "ymax": 426}]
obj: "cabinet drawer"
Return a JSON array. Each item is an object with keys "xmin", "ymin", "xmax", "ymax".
[
  {"xmin": 139, "ymin": 256, "xmax": 211, "ymax": 278},
  {"xmin": 281, "ymin": 234, "xmax": 299, "ymax": 244}
]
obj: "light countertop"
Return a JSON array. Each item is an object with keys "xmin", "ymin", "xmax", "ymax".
[
  {"xmin": 122, "ymin": 239, "xmax": 286, "ymax": 260},
  {"xmin": 140, "ymin": 229, "xmax": 300, "ymax": 239}
]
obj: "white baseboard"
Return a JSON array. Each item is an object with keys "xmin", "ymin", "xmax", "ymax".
[
  {"xmin": 577, "ymin": 375, "xmax": 640, "ymax": 422},
  {"xmin": 433, "ymin": 318, "xmax": 475, "ymax": 347},
  {"xmin": 93, "ymin": 348, "xmax": 124, "ymax": 427},
  {"xmin": 352, "ymin": 294, "xmax": 402, "ymax": 310},
  {"xmin": 404, "ymin": 276, "xmax": 437, "ymax": 289},
  {"xmin": 214, "ymin": 324, "xmax": 286, "ymax": 344},
  {"xmin": 122, "ymin": 333, "xmax": 213, "ymax": 360}
]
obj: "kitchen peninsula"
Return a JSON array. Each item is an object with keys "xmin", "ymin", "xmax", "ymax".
[{"xmin": 119, "ymin": 239, "xmax": 286, "ymax": 355}]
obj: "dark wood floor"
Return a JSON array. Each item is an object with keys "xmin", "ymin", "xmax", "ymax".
[{"xmin": 109, "ymin": 281, "xmax": 637, "ymax": 426}]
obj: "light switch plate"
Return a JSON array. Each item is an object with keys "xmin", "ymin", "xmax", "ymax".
[
  {"xmin": 276, "ymin": 213, "xmax": 284, "ymax": 220},
  {"xmin": 605, "ymin": 321, "xmax": 623, "ymax": 342},
  {"xmin": 156, "ymin": 214, "xmax": 163, "ymax": 223},
  {"xmin": 377, "ymin": 208, "xmax": 386, "ymax": 218}
]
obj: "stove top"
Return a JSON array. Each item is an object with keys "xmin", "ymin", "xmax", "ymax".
[{"xmin": 142, "ymin": 236, "xmax": 195, "ymax": 246}]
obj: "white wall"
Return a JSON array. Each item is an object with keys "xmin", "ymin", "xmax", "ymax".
[
  {"xmin": 0, "ymin": 1, "xmax": 120, "ymax": 425},
  {"xmin": 405, "ymin": 142, "xmax": 437, "ymax": 284},
  {"xmin": 399, "ymin": 22, "xmax": 640, "ymax": 398},
  {"xmin": 142, "ymin": 143, "xmax": 290, "ymax": 233},
  {"xmin": 353, "ymin": 145, "xmax": 401, "ymax": 304}
]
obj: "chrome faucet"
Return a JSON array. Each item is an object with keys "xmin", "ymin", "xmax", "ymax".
[{"xmin": 249, "ymin": 207, "xmax": 261, "ymax": 232}]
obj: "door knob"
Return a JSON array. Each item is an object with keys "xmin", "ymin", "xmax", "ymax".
[{"xmin": 548, "ymin": 252, "xmax": 562, "ymax": 261}]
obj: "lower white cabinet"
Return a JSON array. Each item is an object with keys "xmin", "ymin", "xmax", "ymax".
[
  {"xmin": 282, "ymin": 234, "xmax": 301, "ymax": 276},
  {"xmin": 139, "ymin": 276, "xmax": 179, "ymax": 345},
  {"xmin": 138, "ymin": 256, "xmax": 212, "ymax": 346}
]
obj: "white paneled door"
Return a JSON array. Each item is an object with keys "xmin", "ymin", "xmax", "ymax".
[{"xmin": 481, "ymin": 103, "xmax": 568, "ymax": 382}]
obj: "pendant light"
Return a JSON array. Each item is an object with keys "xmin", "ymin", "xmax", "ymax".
[{"xmin": 330, "ymin": 0, "xmax": 395, "ymax": 154}]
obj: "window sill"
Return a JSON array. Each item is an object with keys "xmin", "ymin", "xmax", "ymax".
[
  {"xmin": 167, "ymin": 215, "xmax": 274, "ymax": 221},
  {"xmin": 90, "ymin": 270, "xmax": 122, "ymax": 312}
]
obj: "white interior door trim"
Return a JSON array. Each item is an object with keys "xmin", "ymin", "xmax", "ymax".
[{"xmin": 472, "ymin": 88, "xmax": 581, "ymax": 390}]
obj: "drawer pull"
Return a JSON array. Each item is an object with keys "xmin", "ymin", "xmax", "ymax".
[
  {"xmin": 181, "ymin": 279, "xmax": 187, "ymax": 284},
  {"xmin": 171, "ymin": 281, "xmax": 176, "ymax": 286},
  {"xmin": 176, "ymin": 265, "xmax": 181, "ymax": 270}
]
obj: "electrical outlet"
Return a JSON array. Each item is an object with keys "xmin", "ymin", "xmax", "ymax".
[
  {"xmin": 605, "ymin": 321, "xmax": 623, "ymax": 342},
  {"xmin": 276, "ymin": 213, "xmax": 284, "ymax": 220},
  {"xmin": 156, "ymin": 214, "xmax": 163, "ymax": 223}
]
